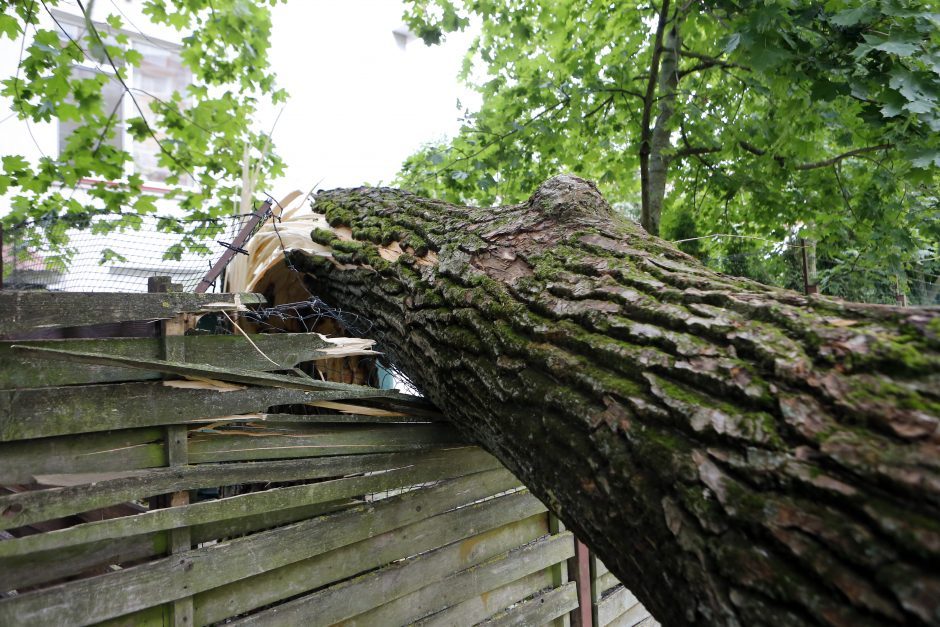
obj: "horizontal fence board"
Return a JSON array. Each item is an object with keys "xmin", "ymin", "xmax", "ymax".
[
  {"xmin": 0, "ymin": 428, "xmax": 165, "ymax": 484},
  {"xmin": 189, "ymin": 498, "xmax": 354, "ymax": 545},
  {"xmin": 482, "ymin": 581, "xmax": 579, "ymax": 627},
  {"xmin": 598, "ymin": 586, "xmax": 639, "ymax": 626},
  {"xmin": 232, "ymin": 521, "xmax": 571, "ymax": 627},
  {"xmin": 0, "ymin": 292, "xmax": 264, "ymax": 337},
  {"xmin": 0, "ymin": 469, "xmax": 520, "ymax": 627},
  {"xmin": 0, "ymin": 499, "xmax": 355, "ymax": 592},
  {"xmin": 0, "ymin": 531, "xmax": 167, "ymax": 592},
  {"xmin": 594, "ymin": 556, "xmax": 610, "ymax": 578},
  {"xmin": 0, "ymin": 447, "xmax": 498, "ymax": 548},
  {"xmin": 0, "ymin": 381, "xmax": 382, "ymax": 442},
  {"xmin": 606, "ymin": 601, "xmax": 653, "ymax": 627},
  {"xmin": 0, "ymin": 333, "xmax": 336, "ymax": 388},
  {"xmin": 596, "ymin": 571, "xmax": 621, "ymax": 597},
  {"xmin": 414, "ymin": 569, "xmax": 554, "ymax": 627},
  {"xmin": 0, "ymin": 447, "xmax": 493, "ymax": 536},
  {"xmin": 186, "ymin": 424, "xmax": 462, "ymax": 463},
  {"xmin": 335, "ymin": 531, "xmax": 575, "ymax": 627},
  {"xmin": 192, "ymin": 491, "xmax": 543, "ymax": 626},
  {"xmin": 12, "ymin": 344, "xmax": 417, "ymax": 401}
]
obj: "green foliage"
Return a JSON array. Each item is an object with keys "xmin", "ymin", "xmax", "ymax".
[
  {"xmin": 397, "ymin": 0, "xmax": 940, "ymax": 304},
  {"xmin": 0, "ymin": 0, "xmax": 285, "ymax": 250}
]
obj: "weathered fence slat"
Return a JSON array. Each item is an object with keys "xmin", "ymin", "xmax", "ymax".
[
  {"xmin": 412, "ymin": 569, "xmax": 554, "ymax": 627},
  {"xmin": 0, "ymin": 447, "xmax": 498, "ymax": 548},
  {"xmin": 483, "ymin": 581, "xmax": 580, "ymax": 627},
  {"xmin": 0, "ymin": 291, "xmax": 264, "ymax": 337},
  {"xmin": 231, "ymin": 524, "xmax": 573, "ymax": 627},
  {"xmin": 186, "ymin": 423, "xmax": 461, "ymax": 463},
  {"xmin": 0, "ymin": 469, "xmax": 520, "ymax": 626},
  {"xmin": 191, "ymin": 492, "xmax": 545, "ymax": 625},
  {"xmin": 549, "ymin": 514, "xmax": 572, "ymax": 627},
  {"xmin": 0, "ymin": 428, "xmax": 166, "ymax": 484},
  {"xmin": 0, "ymin": 333, "xmax": 342, "ymax": 388},
  {"xmin": 0, "ymin": 530, "xmax": 168, "ymax": 591},
  {"xmin": 595, "ymin": 571, "xmax": 620, "ymax": 597},
  {"xmin": 0, "ymin": 381, "xmax": 382, "ymax": 442},
  {"xmin": 605, "ymin": 601, "xmax": 654, "ymax": 627},
  {"xmin": 597, "ymin": 586, "xmax": 639, "ymax": 626},
  {"xmin": 331, "ymin": 530, "xmax": 576, "ymax": 627},
  {"xmin": 0, "ymin": 500, "xmax": 355, "ymax": 592},
  {"xmin": 11, "ymin": 344, "xmax": 416, "ymax": 399},
  {"xmin": 0, "ymin": 447, "xmax": 493, "ymax": 534}
]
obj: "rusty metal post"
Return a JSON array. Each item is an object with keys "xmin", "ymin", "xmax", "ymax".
[{"xmin": 568, "ymin": 539, "xmax": 594, "ymax": 627}]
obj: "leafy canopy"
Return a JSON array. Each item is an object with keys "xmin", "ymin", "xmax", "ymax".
[{"xmin": 397, "ymin": 0, "xmax": 940, "ymax": 303}]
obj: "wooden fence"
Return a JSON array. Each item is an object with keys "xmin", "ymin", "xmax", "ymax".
[{"xmin": 0, "ymin": 290, "xmax": 654, "ymax": 626}]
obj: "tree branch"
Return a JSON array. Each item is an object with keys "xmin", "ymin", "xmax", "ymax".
[
  {"xmin": 596, "ymin": 87, "xmax": 646, "ymax": 100},
  {"xmin": 738, "ymin": 140, "xmax": 765, "ymax": 156},
  {"xmin": 795, "ymin": 143, "xmax": 894, "ymax": 170},
  {"xmin": 678, "ymin": 49, "xmax": 749, "ymax": 78},
  {"xmin": 673, "ymin": 145, "xmax": 720, "ymax": 158},
  {"xmin": 738, "ymin": 141, "xmax": 895, "ymax": 170},
  {"xmin": 583, "ymin": 95, "xmax": 615, "ymax": 120}
]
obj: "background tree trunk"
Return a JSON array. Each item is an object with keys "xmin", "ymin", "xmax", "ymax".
[
  {"xmin": 291, "ymin": 175, "xmax": 940, "ymax": 627},
  {"xmin": 646, "ymin": 19, "xmax": 681, "ymax": 237}
]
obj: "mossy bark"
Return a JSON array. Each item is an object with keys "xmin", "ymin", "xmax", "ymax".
[{"xmin": 291, "ymin": 175, "xmax": 940, "ymax": 627}]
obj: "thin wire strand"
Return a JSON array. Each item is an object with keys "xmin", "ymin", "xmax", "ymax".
[{"xmin": 220, "ymin": 309, "xmax": 281, "ymax": 368}]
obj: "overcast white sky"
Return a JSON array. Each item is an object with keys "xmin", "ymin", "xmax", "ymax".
[
  {"xmin": 0, "ymin": 0, "xmax": 477, "ymax": 198},
  {"xmin": 260, "ymin": 2, "xmax": 478, "ymax": 193}
]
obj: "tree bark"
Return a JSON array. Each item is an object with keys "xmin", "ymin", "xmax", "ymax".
[{"xmin": 291, "ymin": 175, "xmax": 940, "ymax": 627}]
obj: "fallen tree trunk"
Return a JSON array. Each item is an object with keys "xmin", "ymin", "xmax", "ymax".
[{"xmin": 290, "ymin": 175, "xmax": 939, "ymax": 627}]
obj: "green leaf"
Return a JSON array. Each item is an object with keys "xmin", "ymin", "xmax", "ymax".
[
  {"xmin": 2, "ymin": 155, "xmax": 29, "ymax": 173},
  {"xmin": 162, "ymin": 243, "xmax": 184, "ymax": 261},
  {"xmin": 99, "ymin": 247, "xmax": 128, "ymax": 264},
  {"xmin": 906, "ymin": 148, "xmax": 940, "ymax": 168},
  {"xmin": 880, "ymin": 90, "xmax": 907, "ymax": 118},
  {"xmin": 829, "ymin": 7, "xmax": 876, "ymax": 27},
  {"xmin": 0, "ymin": 14, "xmax": 21, "ymax": 40},
  {"xmin": 888, "ymin": 67, "xmax": 938, "ymax": 113},
  {"xmin": 873, "ymin": 40, "xmax": 919, "ymax": 56},
  {"xmin": 723, "ymin": 33, "xmax": 741, "ymax": 54}
]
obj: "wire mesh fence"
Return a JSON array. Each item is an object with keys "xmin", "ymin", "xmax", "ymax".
[{"xmin": 1, "ymin": 212, "xmax": 264, "ymax": 293}]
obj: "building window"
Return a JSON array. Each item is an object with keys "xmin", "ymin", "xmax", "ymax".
[
  {"xmin": 57, "ymin": 66, "xmax": 125, "ymax": 157},
  {"xmin": 54, "ymin": 11, "xmax": 192, "ymax": 188},
  {"xmin": 131, "ymin": 40, "xmax": 190, "ymax": 183}
]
